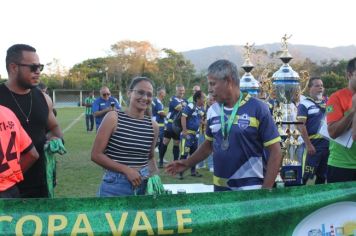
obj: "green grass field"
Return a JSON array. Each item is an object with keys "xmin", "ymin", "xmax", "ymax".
[{"xmin": 54, "ymin": 107, "xmax": 213, "ymax": 198}]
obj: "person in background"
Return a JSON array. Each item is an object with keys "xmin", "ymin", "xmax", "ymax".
[
  {"xmin": 188, "ymin": 85, "xmax": 201, "ymax": 103},
  {"xmin": 0, "ymin": 105, "xmax": 39, "ymax": 198},
  {"xmin": 91, "ymin": 77, "xmax": 159, "ymax": 197},
  {"xmin": 179, "ymin": 90, "xmax": 206, "ymax": 179},
  {"xmin": 159, "ymin": 85, "xmax": 187, "ymax": 164},
  {"xmin": 297, "ymin": 77, "xmax": 329, "ymax": 184},
  {"xmin": 199, "ymin": 93, "xmax": 215, "ymax": 172},
  {"xmin": 0, "ymin": 44, "xmax": 63, "ymax": 198},
  {"xmin": 326, "ymin": 57, "xmax": 356, "ymax": 183},
  {"xmin": 92, "ymin": 86, "xmax": 120, "ymax": 130},
  {"xmin": 152, "ymin": 87, "xmax": 167, "ymax": 167},
  {"xmin": 166, "ymin": 59, "xmax": 282, "ymax": 191},
  {"xmin": 84, "ymin": 91, "xmax": 95, "ymax": 132}
]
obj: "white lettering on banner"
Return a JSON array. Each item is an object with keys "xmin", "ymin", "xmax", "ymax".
[{"xmin": 293, "ymin": 202, "xmax": 356, "ymax": 236}]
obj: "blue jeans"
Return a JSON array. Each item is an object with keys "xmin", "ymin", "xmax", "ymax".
[{"xmin": 97, "ymin": 167, "xmax": 149, "ymax": 197}]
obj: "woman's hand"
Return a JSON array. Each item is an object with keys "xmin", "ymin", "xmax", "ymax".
[{"xmin": 124, "ymin": 167, "xmax": 142, "ymax": 188}]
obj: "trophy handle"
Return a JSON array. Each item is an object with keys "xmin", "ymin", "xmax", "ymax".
[{"xmin": 299, "ymin": 70, "xmax": 310, "ymax": 94}]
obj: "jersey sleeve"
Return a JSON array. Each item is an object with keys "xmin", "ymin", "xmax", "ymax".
[
  {"xmin": 326, "ymin": 92, "xmax": 343, "ymax": 124},
  {"xmin": 182, "ymin": 103, "xmax": 193, "ymax": 117},
  {"xmin": 297, "ymin": 103, "xmax": 308, "ymax": 120},
  {"xmin": 205, "ymin": 106, "xmax": 214, "ymax": 141},
  {"xmin": 171, "ymin": 98, "xmax": 182, "ymax": 111},
  {"xmin": 257, "ymin": 102, "xmax": 281, "ymax": 147},
  {"xmin": 110, "ymin": 97, "xmax": 121, "ymax": 110}
]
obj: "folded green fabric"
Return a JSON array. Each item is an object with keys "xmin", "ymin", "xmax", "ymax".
[
  {"xmin": 44, "ymin": 138, "xmax": 67, "ymax": 198},
  {"xmin": 146, "ymin": 175, "xmax": 165, "ymax": 195}
]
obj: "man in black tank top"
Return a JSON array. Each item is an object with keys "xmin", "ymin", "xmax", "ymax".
[{"xmin": 0, "ymin": 44, "xmax": 63, "ymax": 198}]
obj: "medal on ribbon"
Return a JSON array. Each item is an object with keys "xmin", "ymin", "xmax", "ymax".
[{"xmin": 220, "ymin": 93, "xmax": 243, "ymax": 151}]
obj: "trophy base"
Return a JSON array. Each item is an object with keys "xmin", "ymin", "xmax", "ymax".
[{"xmin": 280, "ymin": 165, "xmax": 303, "ymax": 186}]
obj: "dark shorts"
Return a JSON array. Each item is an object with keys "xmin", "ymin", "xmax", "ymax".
[
  {"xmin": 0, "ymin": 185, "xmax": 20, "ymax": 198},
  {"xmin": 327, "ymin": 165, "xmax": 356, "ymax": 183},
  {"xmin": 303, "ymin": 148, "xmax": 329, "ymax": 180},
  {"xmin": 164, "ymin": 128, "xmax": 180, "ymax": 140},
  {"xmin": 180, "ymin": 134, "xmax": 198, "ymax": 158},
  {"xmin": 19, "ymin": 185, "xmax": 49, "ymax": 198}
]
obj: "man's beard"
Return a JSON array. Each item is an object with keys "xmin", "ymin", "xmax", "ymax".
[
  {"xmin": 315, "ymin": 93, "xmax": 323, "ymax": 101},
  {"xmin": 16, "ymin": 74, "xmax": 37, "ymax": 89}
]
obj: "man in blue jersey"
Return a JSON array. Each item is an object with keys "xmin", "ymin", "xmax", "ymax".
[
  {"xmin": 152, "ymin": 87, "xmax": 167, "ymax": 167},
  {"xmin": 159, "ymin": 85, "xmax": 187, "ymax": 165},
  {"xmin": 167, "ymin": 59, "xmax": 282, "ymax": 191},
  {"xmin": 179, "ymin": 90, "xmax": 205, "ymax": 179},
  {"xmin": 297, "ymin": 77, "xmax": 329, "ymax": 184},
  {"xmin": 92, "ymin": 86, "xmax": 120, "ymax": 130}
]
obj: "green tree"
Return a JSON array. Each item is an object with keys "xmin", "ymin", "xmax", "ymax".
[
  {"xmin": 69, "ymin": 58, "xmax": 108, "ymax": 89},
  {"xmin": 321, "ymin": 71, "xmax": 347, "ymax": 96},
  {"xmin": 41, "ymin": 58, "xmax": 67, "ymax": 88},
  {"xmin": 156, "ymin": 48, "xmax": 195, "ymax": 95},
  {"xmin": 109, "ymin": 40, "xmax": 159, "ymax": 91}
]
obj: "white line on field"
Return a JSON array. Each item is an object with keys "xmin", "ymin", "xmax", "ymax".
[{"xmin": 62, "ymin": 112, "xmax": 85, "ymax": 133}]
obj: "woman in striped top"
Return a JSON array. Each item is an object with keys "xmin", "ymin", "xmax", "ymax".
[{"xmin": 91, "ymin": 77, "xmax": 159, "ymax": 197}]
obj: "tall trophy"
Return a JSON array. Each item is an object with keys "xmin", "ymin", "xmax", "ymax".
[
  {"xmin": 272, "ymin": 34, "xmax": 303, "ymax": 186},
  {"xmin": 240, "ymin": 43, "xmax": 260, "ymax": 97}
]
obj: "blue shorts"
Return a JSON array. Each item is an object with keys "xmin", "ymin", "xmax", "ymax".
[
  {"xmin": 97, "ymin": 166, "xmax": 149, "ymax": 197},
  {"xmin": 180, "ymin": 133, "xmax": 198, "ymax": 158},
  {"xmin": 303, "ymin": 148, "xmax": 329, "ymax": 180}
]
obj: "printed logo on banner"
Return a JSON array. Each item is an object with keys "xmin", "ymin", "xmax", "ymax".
[{"xmin": 292, "ymin": 202, "xmax": 356, "ymax": 236}]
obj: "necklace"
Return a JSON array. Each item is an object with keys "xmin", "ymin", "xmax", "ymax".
[{"xmin": 9, "ymin": 90, "xmax": 32, "ymax": 124}]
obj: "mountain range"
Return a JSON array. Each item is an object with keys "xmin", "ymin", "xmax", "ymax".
[{"xmin": 182, "ymin": 43, "xmax": 356, "ymax": 72}]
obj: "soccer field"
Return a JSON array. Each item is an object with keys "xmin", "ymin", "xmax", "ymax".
[{"xmin": 54, "ymin": 107, "xmax": 213, "ymax": 198}]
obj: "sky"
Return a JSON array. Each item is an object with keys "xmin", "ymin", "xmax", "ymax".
[{"xmin": 0, "ymin": 0, "xmax": 355, "ymax": 77}]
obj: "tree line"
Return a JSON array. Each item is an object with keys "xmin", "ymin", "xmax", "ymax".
[{"xmin": 38, "ymin": 40, "xmax": 348, "ymax": 99}]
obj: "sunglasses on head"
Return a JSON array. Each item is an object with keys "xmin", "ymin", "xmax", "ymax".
[{"xmin": 16, "ymin": 63, "xmax": 44, "ymax": 72}]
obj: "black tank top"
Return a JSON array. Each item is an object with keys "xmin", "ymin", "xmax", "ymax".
[{"xmin": 0, "ymin": 84, "xmax": 49, "ymax": 187}]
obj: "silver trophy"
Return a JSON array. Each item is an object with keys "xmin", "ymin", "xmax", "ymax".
[
  {"xmin": 240, "ymin": 43, "xmax": 260, "ymax": 97},
  {"xmin": 272, "ymin": 34, "xmax": 303, "ymax": 186},
  {"xmin": 272, "ymin": 34, "xmax": 300, "ymax": 123}
]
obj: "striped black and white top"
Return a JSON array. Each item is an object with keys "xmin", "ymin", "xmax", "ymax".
[{"xmin": 105, "ymin": 111, "xmax": 154, "ymax": 168}]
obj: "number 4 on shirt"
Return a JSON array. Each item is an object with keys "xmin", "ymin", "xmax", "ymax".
[{"xmin": 0, "ymin": 131, "xmax": 17, "ymax": 173}]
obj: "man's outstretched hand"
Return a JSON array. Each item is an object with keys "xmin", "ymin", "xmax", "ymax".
[{"xmin": 165, "ymin": 160, "xmax": 189, "ymax": 176}]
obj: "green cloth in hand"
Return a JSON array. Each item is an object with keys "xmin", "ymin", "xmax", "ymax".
[
  {"xmin": 146, "ymin": 175, "xmax": 165, "ymax": 195},
  {"xmin": 44, "ymin": 138, "xmax": 67, "ymax": 198}
]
